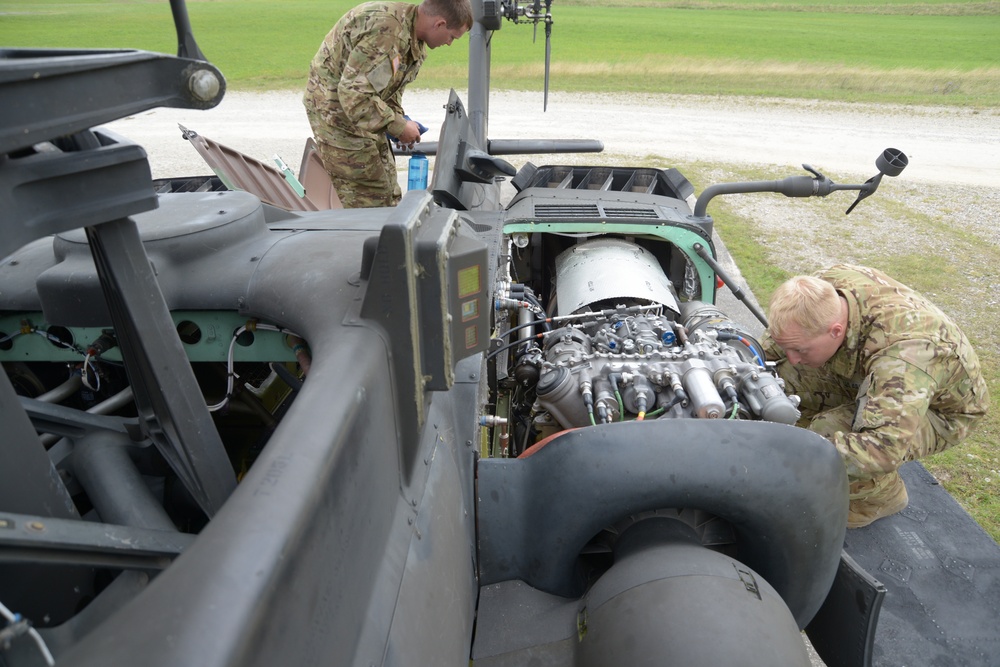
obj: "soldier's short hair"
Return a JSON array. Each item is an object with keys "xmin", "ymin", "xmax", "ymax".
[
  {"xmin": 768, "ymin": 275, "xmax": 841, "ymax": 339},
  {"xmin": 422, "ymin": 0, "xmax": 474, "ymax": 30}
]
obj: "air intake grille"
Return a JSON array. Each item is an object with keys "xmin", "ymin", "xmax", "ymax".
[
  {"xmin": 533, "ymin": 203, "xmax": 662, "ymax": 220},
  {"xmin": 534, "ymin": 204, "xmax": 601, "ymax": 218},
  {"xmin": 603, "ymin": 206, "xmax": 660, "ymax": 219}
]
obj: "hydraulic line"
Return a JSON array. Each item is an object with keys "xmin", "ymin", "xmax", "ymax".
[
  {"xmin": 35, "ymin": 375, "xmax": 82, "ymax": 404},
  {"xmin": 495, "ymin": 303, "xmax": 661, "ymax": 341}
]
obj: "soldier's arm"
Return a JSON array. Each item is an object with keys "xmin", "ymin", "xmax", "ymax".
[
  {"xmin": 830, "ymin": 339, "xmax": 944, "ymax": 480},
  {"xmin": 387, "ymin": 89, "xmax": 405, "ymax": 118},
  {"xmin": 337, "ymin": 23, "xmax": 409, "ymax": 137}
]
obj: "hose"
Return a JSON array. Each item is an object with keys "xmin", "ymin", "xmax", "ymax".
[
  {"xmin": 207, "ymin": 322, "xmax": 302, "ymax": 412},
  {"xmin": 34, "ymin": 374, "xmax": 82, "ymax": 404}
]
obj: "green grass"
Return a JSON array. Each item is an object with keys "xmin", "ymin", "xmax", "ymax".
[
  {"xmin": 2, "ymin": 0, "xmax": 998, "ymax": 105},
  {"xmin": 564, "ymin": 0, "xmax": 999, "ymax": 12}
]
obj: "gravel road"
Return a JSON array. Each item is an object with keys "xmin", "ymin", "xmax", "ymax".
[
  {"xmin": 107, "ymin": 87, "xmax": 1000, "ymax": 329},
  {"xmin": 108, "ymin": 89, "xmax": 1000, "ymax": 263},
  {"xmin": 108, "ymin": 89, "xmax": 1000, "ymax": 189}
]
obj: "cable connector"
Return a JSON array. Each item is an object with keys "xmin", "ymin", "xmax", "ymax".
[
  {"xmin": 87, "ymin": 330, "xmax": 117, "ymax": 357},
  {"xmin": 0, "ymin": 615, "xmax": 29, "ymax": 649}
]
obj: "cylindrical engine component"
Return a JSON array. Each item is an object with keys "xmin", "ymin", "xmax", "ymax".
[
  {"xmin": 536, "ymin": 366, "xmax": 590, "ymax": 428},
  {"xmin": 576, "ymin": 518, "xmax": 811, "ymax": 667},
  {"xmin": 517, "ymin": 301, "xmax": 535, "ymax": 341},
  {"xmin": 593, "ymin": 377, "xmax": 618, "ymax": 423},
  {"xmin": 680, "ymin": 300, "xmax": 764, "ymax": 365},
  {"xmin": 513, "ymin": 356, "xmax": 541, "ymax": 387},
  {"xmin": 543, "ymin": 326, "xmax": 592, "ymax": 366},
  {"xmin": 667, "ymin": 372, "xmax": 688, "ymax": 407},
  {"xmin": 682, "ymin": 362, "xmax": 725, "ymax": 419},
  {"xmin": 553, "ymin": 238, "xmax": 680, "ymax": 316},
  {"xmin": 740, "ymin": 371, "xmax": 801, "ymax": 425}
]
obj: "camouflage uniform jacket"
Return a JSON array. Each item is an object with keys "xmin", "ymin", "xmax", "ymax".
[
  {"xmin": 764, "ymin": 264, "xmax": 989, "ymax": 480},
  {"xmin": 303, "ymin": 2, "xmax": 426, "ymax": 141}
]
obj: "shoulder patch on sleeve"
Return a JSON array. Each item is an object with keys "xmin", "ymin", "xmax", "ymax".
[{"xmin": 367, "ymin": 58, "xmax": 393, "ymax": 93}]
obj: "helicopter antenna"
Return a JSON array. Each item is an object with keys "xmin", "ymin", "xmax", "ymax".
[
  {"xmin": 543, "ymin": 0, "xmax": 552, "ymax": 110},
  {"xmin": 499, "ymin": 0, "xmax": 554, "ymax": 110},
  {"xmin": 532, "ymin": 0, "xmax": 540, "ymax": 42}
]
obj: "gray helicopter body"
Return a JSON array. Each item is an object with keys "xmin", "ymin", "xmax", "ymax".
[{"xmin": 7, "ymin": 1, "xmax": 989, "ymax": 666}]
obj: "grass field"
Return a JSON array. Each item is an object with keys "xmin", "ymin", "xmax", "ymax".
[
  {"xmin": 2, "ymin": 0, "xmax": 998, "ymax": 105},
  {"xmin": 3, "ymin": 0, "xmax": 999, "ymax": 538}
]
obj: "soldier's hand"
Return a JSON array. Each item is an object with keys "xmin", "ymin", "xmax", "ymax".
[{"xmin": 398, "ymin": 119, "xmax": 422, "ymax": 147}]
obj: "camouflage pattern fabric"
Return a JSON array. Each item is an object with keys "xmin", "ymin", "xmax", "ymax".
[
  {"xmin": 762, "ymin": 264, "xmax": 990, "ymax": 517},
  {"xmin": 303, "ymin": 2, "xmax": 426, "ymax": 208},
  {"xmin": 794, "ymin": 397, "xmax": 911, "ymax": 527}
]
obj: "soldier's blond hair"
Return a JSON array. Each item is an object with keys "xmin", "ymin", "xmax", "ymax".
[
  {"xmin": 768, "ymin": 275, "xmax": 841, "ymax": 339},
  {"xmin": 422, "ymin": 0, "xmax": 474, "ymax": 29}
]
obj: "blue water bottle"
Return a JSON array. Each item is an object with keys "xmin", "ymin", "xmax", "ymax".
[{"xmin": 408, "ymin": 154, "xmax": 428, "ymax": 191}]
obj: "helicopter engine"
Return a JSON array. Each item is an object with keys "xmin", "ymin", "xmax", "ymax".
[{"xmin": 490, "ymin": 236, "xmax": 800, "ymax": 454}]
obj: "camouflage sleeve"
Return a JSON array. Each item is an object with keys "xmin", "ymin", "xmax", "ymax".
[
  {"xmin": 831, "ymin": 338, "xmax": 943, "ymax": 480},
  {"xmin": 761, "ymin": 331, "xmax": 850, "ymax": 425},
  {"xmin": 337, "ymin": 22, "xmax": 408, "ymax": 137},
  {"xmin": 387, "ymin": 88, "xmax": 405, "ymax": 118},
  {"xmin": 761, "ymin": 331, "xmax": 782, "ymax": 362}
]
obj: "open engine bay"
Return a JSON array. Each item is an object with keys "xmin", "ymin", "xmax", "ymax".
[{"xmin": 485, "ymin": 218, "xmax": 800, "ymax": 458}]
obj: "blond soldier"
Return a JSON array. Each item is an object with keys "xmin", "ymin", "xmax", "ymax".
[
  {"xmin": 303, "ymin": 0, "xmax": 472, "ymax": 208},
  {"xmin": 762, "ymin": 265, "xmax": 989, "ymax": 528}
]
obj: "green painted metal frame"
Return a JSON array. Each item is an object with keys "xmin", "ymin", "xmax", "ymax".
[{"xmin": 0, "ymin": 311, "xmax": 296, "ymax": 363}]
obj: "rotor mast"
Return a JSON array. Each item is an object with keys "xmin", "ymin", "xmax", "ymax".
[{"xmin": 467, "ymin": 0, "xmax": 554, "ymax": 144}]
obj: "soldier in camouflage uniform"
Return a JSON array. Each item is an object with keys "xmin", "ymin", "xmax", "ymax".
[
  {"xmin": 762, "ymin": 265, "xmax": 989, "ymax": 528},
  {"xmin": 303, "ymin": 0, "xmax": 472, "ymax": 208}
]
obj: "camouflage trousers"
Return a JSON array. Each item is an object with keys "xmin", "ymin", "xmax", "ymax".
[
  {"xmin": 805, "ymin": 402, "xmax": 913, "ymax": 525},
  {"xmin": 306, "ymin": 111, "xmax": 401, "ymax": 208},
  {"xmin": 775, "ymin": 359, "xmax": 954, "ymax": 520}
]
